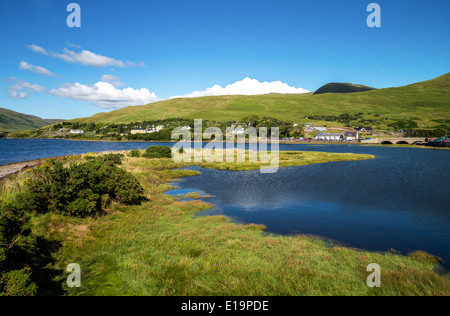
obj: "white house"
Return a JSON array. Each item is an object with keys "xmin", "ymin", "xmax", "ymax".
[
  {"xmin": 344, "ymin": 131, "xmax": 359, "ymax": 141},
  {"xmin": 314, "ymin": 131, "xmax": 343, "ymax": 141},
  {"xmin": 355, "ymin": 127, "xmax": 374, "ymax": 133},
  {"xmin": 232, "ymin": 127, "xmax": 246, "ymax": 135},
  {"xmin": 304, "ymin": 125, "xmax": 327, "ymax": 132},
  {"xmin": 131, "ymin": 128, "xmax": 146, "ymax": 135},
  {"xmin": 70, "ymin": 129, "xmax": 84, "ymax": 134}
]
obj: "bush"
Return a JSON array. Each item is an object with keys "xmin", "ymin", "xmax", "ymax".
[
  {"xmin": 0, "ymin": 203, "xmax": 38, "ymax": 296},
  {"xmin": 129, "ymin": 149, "xmax": 141, "ymax": 158},
  {"xmin": 101, "ymin": 153, "xmax": 124, "ymax": 165},
  {"xmin": 0, "ymin": 267, "xmax": 37, "ymax": 296},
  {"xmin": 86, "ymin": 153, "xmax": 123, "ymax": 165},
  {"xmin": 142, "ymin": 146, "xmax": 172, "ymax": 159},
  {"xmin": 0, "ymin": 203, "xmax": 36, "ymax": 272},
  {"xmin": 20, "ymin": 157, "xmax": 144, "ymax": 217}
]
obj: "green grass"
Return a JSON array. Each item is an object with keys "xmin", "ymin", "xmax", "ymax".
[
  {"xmin": 18, "ymin": 151, "xmax": 449, "ymax": 296},
  {"xmin": 71, "ymin": 73, "xmax": 450, "ymax": 129},
  {"xmin": 0, "ymin": 107, "xmax": 64, "ymax": 132}
]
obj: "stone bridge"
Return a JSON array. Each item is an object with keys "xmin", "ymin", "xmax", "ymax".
[{"xmin": 361, "ymin": 137, "xmax": 426, "ymax": 145}]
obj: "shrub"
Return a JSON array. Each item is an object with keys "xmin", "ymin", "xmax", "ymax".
[
  {"xmin": 129, "ymin": 149, "xmax": 141, "ymax": 158},
  {"xmin": 142, "ymin": 146, "xmax": 172, "ymax": 159},
  {"xmin": 0, "ymin": 203, "xmax": 36, "ymax": 271},
  {"xmin": 21, "ymin": 157, "xmax": 144, "ymax": 217},
  {"xmin": 0, "ymin": 267, "xmax": 37, "ymax": 296},
  {"xmin": 99, "ymin": 153, "xmax": 124, "ymax": 165},
  {"xmin": 0, "ymin": 203, "xmax": 38, "ymax": 296}
]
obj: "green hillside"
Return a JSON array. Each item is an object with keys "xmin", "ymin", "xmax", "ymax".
[
  {"xmin": 74, "ymin": 73, "xmax": 450, "ymax": 129},
  {"xmin": 314, "ymin": 82, "xmax": 375, "ymax": 95},
  {"xmin": 0, "ymin": 107, "xmax": 64, "ymax": 132}
]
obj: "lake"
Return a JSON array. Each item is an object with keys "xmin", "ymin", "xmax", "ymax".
[
  {"xmin": 0, "ymin": 139, "xmax": 175, "ymax": 166},
  {"xmin": 1, "ymin": 139, "xmax": 449, "ymax": 268},
  {"xmin": 167, "ymin": 144, "xmax": 450, "ymax": 269}
]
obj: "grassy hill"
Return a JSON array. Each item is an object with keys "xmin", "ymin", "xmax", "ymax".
[
  {"xmin": 0, "ymin": 107, "xmax": 64, "ymax": 132},
  {"xmin": 73, "ymin": 73, "xmax": 450, "ymax": 129},
  {"xmin": 314, "ymin": 83, "xmax": 375, "ymax": 95}
]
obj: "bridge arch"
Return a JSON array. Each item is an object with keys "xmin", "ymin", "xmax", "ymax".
[
  {"xmin": 381, "ymin": 141, "xmax": 393, "ymax": 145},
  {"xmin": 396, "ymin": 141, "xmax": 409, "ymax": 145}
]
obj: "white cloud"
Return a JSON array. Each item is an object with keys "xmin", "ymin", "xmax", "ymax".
[
  {"xmin": 170, "ymin": 78, "xmax": 309, "ymax": 99},
  {"xmin": 100, "ymin": 74, "xmax": 125, "ymax": 87},
  {"xmin": 26, "ymin": 44, "xmax": 48, "ymax": 56},
  {"xmin": 67, "ymin": 42, "xmax": 82, "ymax": 49},
  {"xmin": 49, "ymin": 81, "xmax": 161, "ymax": 109},
  {"xmin": 53, "ymin": 48, "xmax": 126, "ymax": 68},
  {"xmin": 27, "ymin": 44, "xmax": 145, "ymax": 68},
  {"xmin": 4, "ymin": 77, "xmax": 46, "ymax": 99},
  {"xmin": 19, "ymin": 61, "xmax": 58, "ymax": 77}
]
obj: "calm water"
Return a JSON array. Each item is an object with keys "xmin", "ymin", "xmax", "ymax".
[
  {"xmin": 167, "ymin": 144, "xmax": 450, "ymax": 269},
  {"xmin": 1, "ymin": 139, "xmax": 449, "ymax": 268},
  {"xmin": 0, "ymin": 139, "xmax": 175, "ymax": 166}
]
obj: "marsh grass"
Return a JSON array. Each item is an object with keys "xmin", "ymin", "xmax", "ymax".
[{"xmin": 5, "ymin": 150, "xmax": 450, "ymax": 296}]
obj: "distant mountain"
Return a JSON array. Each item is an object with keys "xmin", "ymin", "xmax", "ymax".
[
  {"xmin": 0, "ymin": 108, "xmax": 65, "ymax": 132},
  {"xmin": 314, "ymin": 83, "xmax": 376, "ymax": 95}
]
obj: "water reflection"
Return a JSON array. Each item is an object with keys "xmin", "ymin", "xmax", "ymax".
[{"xmin": 167, "ymin": 146, "xmax": 450, "ymax": 268}]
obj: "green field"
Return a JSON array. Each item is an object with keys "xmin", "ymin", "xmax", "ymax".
[
  {"xmin": 73, "ymin": 73, "xmax": 450, "ymax": 129},
  {"xmin": 0, "ymin": 107, "xmax": 64, "ymax": 132}
]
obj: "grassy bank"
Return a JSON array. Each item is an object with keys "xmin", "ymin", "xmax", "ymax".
[{"xmin": 2, "ymin": 150, "xmax": 450, "ymax": 296}]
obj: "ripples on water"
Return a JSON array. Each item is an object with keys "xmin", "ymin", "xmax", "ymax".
[{"xmin": 168, "ymin": 145, "xmax": 450, "ymax": 269}]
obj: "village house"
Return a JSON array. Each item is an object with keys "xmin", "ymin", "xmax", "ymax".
[
  {"xmin": 232, "ymin": 126, "xmax": 246, "ymax": 135},
  {"xmin": 144, "ymin": 125, "xmax": 166, "ymax": 133},
  {"xmin": 314, "ymin": 131, "xmax": 344, "ymax": 141},
  {"xmin": 146, "ymin": 125, "xmax": 157, "ymax": 133},
  {"xmin": 344, "ymin": 131, "xmax": 359, "ymax": 141},
  {"xmin": 355, "ymin": 127, "xmax": 374, "ymax": 133},
  {"xmin": 304, "ymin": 124, "xmax": 327, "ymax": 133},
  {"xmin": 130, "ymin": 128, "xmax": 146, "ymax": 135}
]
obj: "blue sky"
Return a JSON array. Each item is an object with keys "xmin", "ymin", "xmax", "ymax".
[{"xmin": 0, "ymin": 0, "xmax": 449, "ymax": 119}]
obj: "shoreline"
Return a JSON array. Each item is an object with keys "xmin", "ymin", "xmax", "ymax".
[
  {"xmin": 0, "ymin": 150, "xmax": 130, "ymax": 181},
  {"xmin": 0, "ymin": 159, "xmax": 46, "ymax": 182},
  {"xmin": 1, "ymin": 140, "xmax": 448, "ymax": 176},
  {"xmin": 4, "ymin": 136, "xmax": 448, "ymax": 148}
]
